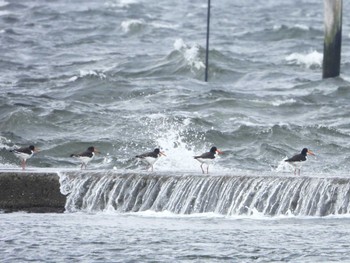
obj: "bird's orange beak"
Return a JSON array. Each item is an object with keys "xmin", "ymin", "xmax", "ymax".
[
  {"xmin": 216, "ymin": 149, "xmax": 223, "ymax": 154},
  {"xmin": 160, "ymin": 151, "xmax": 166, "ymax": 157},
  {"xmin": 307, "ymin": 150, "xmax": 315, "ymax": 156},
  {"xmin": 34, "ymin": 148, "xmax": 40, "ymax": 153}
]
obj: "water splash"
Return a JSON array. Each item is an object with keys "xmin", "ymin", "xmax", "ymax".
[
  {"xmin": 127, "ymin": 116, "xmax": 227, "ymax": 173},
  {"xmin": 173, "ymin": 38, "xmax": 205, "ymax": 71},
  {"xmin": 285, "ymin": 50, "xmax": 323, "ymax": 69},
  {"xmin": 274, "ymin": 157, "xmax": 294, "ymax": 173}
]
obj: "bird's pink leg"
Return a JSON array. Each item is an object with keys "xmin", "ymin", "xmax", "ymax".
[{"xmin": 200, "ymin": 164, "xmax": 205, "ymax": 174}]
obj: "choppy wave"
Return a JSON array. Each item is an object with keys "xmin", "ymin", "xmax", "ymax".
[
  {"xmin": 0, "ymin": 0, "xmax": 350, "ymax": 176},
  {"xmin": 285, "ymin": 50, "xmax": 323, "ymax": 68},
  {"xmin": 121, "ymin": 19, "xmax": 145, "ymax": 34},
  {"xmin": 173, "ymin": 39, "xmax": 205, "ymax": 71}
]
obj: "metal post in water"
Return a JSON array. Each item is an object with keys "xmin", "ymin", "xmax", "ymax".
[
  {"xmin": 323, "ymin": 0, "xmax": 342, "ymax": 79},
  {"xmin": 204, "ymin": 0, "xmax": 211, "ymax": 82}
]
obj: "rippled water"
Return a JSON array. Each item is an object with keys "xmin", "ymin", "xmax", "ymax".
[
  {"xmin": 1, "ymin": 0, "xmax": 350, "ymax": 261},
  {"xmin": 1, "ymin": 212, "xmax": 350, "ymax": 262},
  {"xmin": 0, "ymin": 0, "xmax": 350, "ymax": 174}
]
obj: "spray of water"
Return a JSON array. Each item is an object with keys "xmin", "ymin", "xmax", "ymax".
[{"xmin": 126, "ymin": 115, "xmax": 228, "ymax": 173}]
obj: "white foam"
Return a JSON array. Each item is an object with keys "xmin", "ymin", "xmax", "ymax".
[
  {"xmin": 173, "ymin": 38, "xmax": 205, "ymax": 71},
  {"xmin": 0, "ymin": 10, "xmax": 10, "ymax": 16},
  {"xmin": 152, "ymin": 119, "xmax": 206, "ymax": 172},
  {"xmin": 79, "ymin": 70, "xmax": 106, "ymax": 79},
  {"xmin": 273, "ymin": 24, "xmax": 282, "ymax": 31},
  {"xmin": 69, "ymin": 70, "xmax": 106, "ymax": 82},
  {"xmin": 105, "ymin": 0, "xmax": 139, "ymax": 8},
  {"xmin": 271, "ymin": 98, "xmax": 296, "ymax": 106},
  {"xmin": 174, "ymin": 38, "xmax": 186, "ymax": 51},
  {"xmin": 273, "ymin": 157, "xmax": 294, "ymax": 173},
  {"xmin": 249, "ymin": 98, "xmax": 297, "ymax": 107},
  {"xmin": 0, "ymin": 136, "xmax": 12, "ymax": 149},
  {"xmin": 285, "ymin": 50, "xmax": 323, "ymax": 68},
  {"xmin": 140, "ymin": 117, "xmax": 230, "ymax": 174},
  {"xmin": 68, "ymin": 76, "xmax": 78, "ymax": 82},
  {"xmin": 0, "ymin": 0, "xmax": 8, "ymax": 7},
  {"xmin": 151, "ymin": 21, "xmax": 178, "ymax": 29},
  {"xmin": 294, "ymin": 24, "xmax": 309, "ymax": 31}
]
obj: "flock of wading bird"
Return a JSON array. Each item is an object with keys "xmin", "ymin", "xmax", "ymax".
[{"xmin": 8, "ymin": 145, "xmax": 315, "ymax": 175}]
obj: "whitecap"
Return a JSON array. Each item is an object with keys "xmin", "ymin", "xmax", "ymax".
[
  {"xmin": 121, "ymin": 19, "xmax": 145, "ymax": 33},
  {"xmin": 294, "ymin": 24, "xmax": 310, "ymax": 31},
  {"xmin": 173, "ymin": 38, "xmax": 205, "ymax": 71},
  {"xmin": 0, "ymin": 10, "xmax": 10, "ymax": 16},
  {"xmin": 173, "ymin": 38, "xmax": 186, "ymax": 51},
  {"xmin": 271, "ymin": 98, "xmax": 297, "ymax": 106},
  {"xmin": 105, "ymin": 0, "xmax": 139, "ymax": 8},
  {"xmin": 0, "ymin": 0, "xmax": 8, "ymax": 7},
  {"xmin": 68, "ymin": 76, "xmax": 78, "ymax": 82},
  {"xmin": 285, "ymin": 50, "xmax": 323, "ymax": 68},
  {"xmin": 0, "ymin": 136, "xmax": 12, "ymax": 149},
  {"xmin": 68, "ymin": 70, "xmax": 106, "ymax": 82},
  {"xmin": 151, "ymin": 21, "xmax": 178, "ymax": 29}
]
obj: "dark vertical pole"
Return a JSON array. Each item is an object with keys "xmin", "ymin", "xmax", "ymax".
[
  {"xmin": 323, "ymin": 0, "xmax": 342, "ymax": 79},
  {"xmin": 205, "ymin": 0, "xmax": 211, "ymax": 82}
]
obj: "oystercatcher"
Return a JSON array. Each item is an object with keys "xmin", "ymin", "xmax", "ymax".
[
  {"xmin": 136, "ymin": 148, "xmax": 166, "ymax": 171},
  {"xmin": 285, "ymin": 148, "xmax": 315, "ymax": 175},
  {"xmin": 70, "ymin": 146, "xmax": 100, "ymax": 169},
  {"xmin": 10, "ymin": 145, "xmax": 39, "ymax": 170},
  {"xmin": 194, "ymin": 146, "xmax": 223, "ymax": 174}
]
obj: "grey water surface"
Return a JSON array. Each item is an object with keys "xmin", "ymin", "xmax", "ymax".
[
  {"xmin": 0, "ymin": 0, "xmax": 349, "ymax": 174},
  {"xmin": 1, "ymin": 0, "xmax": 350, "ymax": 262}
]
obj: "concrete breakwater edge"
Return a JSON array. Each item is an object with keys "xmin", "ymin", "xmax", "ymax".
[
  {"xmin": 0, "ymin": 171, "xmax": 66, "ymax": 213},
  {"xmin": 2, "ymin": 169, "xmax": 350, "ymax": 216}
]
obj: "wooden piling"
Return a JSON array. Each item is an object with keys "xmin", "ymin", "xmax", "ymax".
[
  {"xmin": 323, "ymin": 0, "xmax": 342, "ymax": 79},
  {"xmin": 205, "ymin": 0, "xmax": 211, "ymax": 82}
]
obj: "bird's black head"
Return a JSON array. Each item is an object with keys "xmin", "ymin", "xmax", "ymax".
[
  {"xmin": 210, "ymin": 147, "xmax": 218, "ymax": 153},
  {"xmin": 301, "ymin": 148, "xmax": 308, "ymax": 155},
  {"xmin": 87, "ymin": 146, "xmax": 95, "ymax": 152},
  {"xmin": 29, "ymin": 145, "xmax": 35, "ymax": 151},
  {"xmin": 154, "ymin": 148, "xmax": 160, "ymax": 154}
]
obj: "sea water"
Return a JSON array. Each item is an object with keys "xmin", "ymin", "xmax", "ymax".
[
  {"xmin": 1, "ymin": 0, "xmax": 350, "ymax": 261},
  {"xmin": 1, "ymin": 212, "xmax": 350, "ymax": 262}
]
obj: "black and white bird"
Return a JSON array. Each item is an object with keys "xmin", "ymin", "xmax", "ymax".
[
  {"xmin": 10, "ymin": 145, "xmax": 39, "ymax": 170},
  {"xmin": 194, "ymin": 146, "xmax": 223, "ymax": 174},
  {"xmin": 136, "ymin": 148, "xmax": 166, "ymax": 171},
  {"xmin": 70, "ymin": 146, "xmax": 100, "ymax": 169},
  {"xmin": 285, "ymin": 148, "xmax": 315, "ymax": 175}
]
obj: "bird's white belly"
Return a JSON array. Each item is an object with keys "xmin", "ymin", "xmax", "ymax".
[
  {"xmin": 143, "ymin": 156, "xmax": 158, "ymax": 165},
  {"xmin": 289, "ymin": 161, "xmax": 304, "ymax": 169},
  {"xmin": 14, "ymin": 152, "xmax": 33, "ymax": 161},
  {"xmin": 77, "ymin": 156, "xmax": 93, "ymax": 164},
  {"xmin": 196, "ymin": 158, "xmax": 213, "ymax": 165}
]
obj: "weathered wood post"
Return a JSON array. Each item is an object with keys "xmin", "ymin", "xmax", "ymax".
[
  {"xmin": 204, "ymin": 0, "xmax": 211, "ymax": 82},
  {"xmin": 323, "ymin": 0, "xmax": 342, "ymax": 78}
]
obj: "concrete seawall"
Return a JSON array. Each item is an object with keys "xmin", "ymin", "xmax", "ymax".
[{"xmin": 0, "ymin": 171, "xmax": 66, "ymax": 213}]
